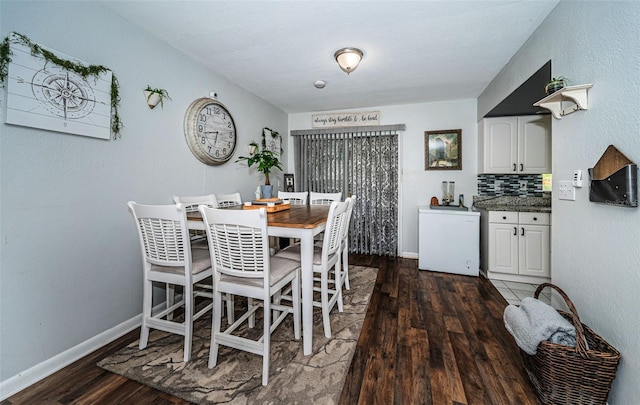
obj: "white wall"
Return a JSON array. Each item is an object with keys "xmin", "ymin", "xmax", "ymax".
[
  {"xmin": 0, "ymin": 1, "xmax": 287, "ymax": 386},
  {"xmin": 478, "ymin": 1, "xmax": 640, "ymax": 402},
  {"xmin": 289, "ymin": 99, "xmax": 478, "ymax": 257}
]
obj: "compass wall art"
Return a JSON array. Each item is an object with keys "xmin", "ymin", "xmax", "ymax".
[{"xmin": 5, "ymin": 34, "xmax": 113, "ymax": 140}]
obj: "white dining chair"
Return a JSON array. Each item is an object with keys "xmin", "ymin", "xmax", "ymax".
[
  {"xmin": 275, "ymin": 198, "xmax": 350, "ymax": 338},
  {"xmin": 173, "ymin": 194, "xmax": 235, "ymax": 323},
  {"xmin": 127, "ymin": 201, "xmax": 213, "ymax": 362},
  {"xmin": 309, "ymin": 191, "xmax": 342, "ymax": 205},
  {"xmin": 309, "ymin": 191, "xmax": 342, "ymax": 245},
  {"xmin": 199, "ymin": 205, "xmax": 301, "ymax": 386},
  {"xmin": 173, "ymin": 194, "xmax": 218, "ymax": 246},
  {"xmin": 215, "ymin": 192, "xmax": 243, "ymax": 207},
  {"xmin": 278, "ymin": 191, "xmax": 308, "ymax": 205}
]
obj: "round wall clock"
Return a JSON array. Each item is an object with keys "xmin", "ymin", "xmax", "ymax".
[{"xmin": 183, "ymin": 97, "xmax": 237, "ymax": 165}]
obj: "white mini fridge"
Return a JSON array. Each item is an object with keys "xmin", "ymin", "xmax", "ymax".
[{"xmin": 418, "ymin": 206, "xmax": 480, "ymax": 276}]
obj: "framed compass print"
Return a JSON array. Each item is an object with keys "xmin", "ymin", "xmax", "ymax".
[{"xmin": 5, "ymin": 34, "xmax": 112, "ymax": 140}]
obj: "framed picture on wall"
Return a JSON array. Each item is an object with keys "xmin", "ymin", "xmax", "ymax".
[
  {"xmin": 424, "ymin": 129, "xmax": 462, "ymax": 170},
  {"xmin": 262, "ymin": 127, "xmax": 283, "ymax": 156}
]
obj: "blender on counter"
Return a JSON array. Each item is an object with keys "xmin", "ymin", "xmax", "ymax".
[{"xmin": 441, "ymin": 181, "xmax": 455, "ymax": 205}]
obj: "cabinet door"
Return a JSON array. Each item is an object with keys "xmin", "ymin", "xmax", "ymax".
[
  {"xmin": 488, "ymin": 223, "xmax": 518, "ymax": 274},
  {"xmin": 481, "ymin": 117, "xmax": 518, "ymax": 174},
  {"xmin": 518, "ymin": 115, "xmax": 551, "ymax": 174},
  {"xmin": 518, "ymin": 224, "xmax": 550, "ymax": 277}
]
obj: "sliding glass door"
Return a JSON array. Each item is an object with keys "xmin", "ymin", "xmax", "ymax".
[{"xmin": 293, "ymin": 126, "xmax": 402, "ymax": 256}]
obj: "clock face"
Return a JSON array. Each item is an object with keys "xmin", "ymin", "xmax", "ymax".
[{"xmin": 184, "ymin": 98, "xmax": 237, "ymax": 165}]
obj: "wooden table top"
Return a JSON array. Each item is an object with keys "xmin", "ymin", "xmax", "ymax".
[
  {"xmin": 266, "ymin": 204, "xmax": 330, "ymax": 228},
  {"xmin": 187, "ymin": 204, "xmax": 330, "ymax": 229}
]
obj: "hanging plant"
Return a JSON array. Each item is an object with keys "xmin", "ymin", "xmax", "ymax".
[
  {"xmin": 144, "ymin": 85, "xmax": 171, "ymax": 109},
  {"xmin": 0, "ymin": 32, "xmax": 123, "ymax": 138}
]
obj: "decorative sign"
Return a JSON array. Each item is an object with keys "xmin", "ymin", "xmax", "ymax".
[
  {"xmin": 5, "ymin": 34, "xmax": 112, "ymax": 139},
  {"xmin": 312, "ymin": 111, "xmax": 380, "ymax": 128}
]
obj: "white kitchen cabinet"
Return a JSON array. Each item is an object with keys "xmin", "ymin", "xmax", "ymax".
[
  {"xmin": 478, "ymin": 115, "xmax": 551, "ymax": 174},
  {"xmin": 481, "ymin": 211, "xmax": 550, "ymax": 283}
]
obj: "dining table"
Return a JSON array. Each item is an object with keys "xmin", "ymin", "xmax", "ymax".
[{"xmin": 187, "ymin": 204, "xmax": 330, "ymax": 356}]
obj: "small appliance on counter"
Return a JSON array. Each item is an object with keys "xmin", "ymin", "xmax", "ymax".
[
  {"xmin": 442, "ymin": 181, "xmax": 455, "ymax": 205},
  {"xmin": 430, "ymin": 181, "xmax": 468, "ymax": 211}
]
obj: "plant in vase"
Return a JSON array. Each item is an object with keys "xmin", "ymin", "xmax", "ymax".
[
  {"xmin": 236, "ymin": 141, "xmax": 283, "ymax": 199},
  {"xmin": 544, "ymin": 76, "xmax": 568, "ymax": 95},
  {"xmin": 143, "ymin": 85, "xmax": 171, "ymax": 109}
]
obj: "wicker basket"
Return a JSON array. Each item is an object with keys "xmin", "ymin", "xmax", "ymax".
[{"xmin": 520, "ymin": 283, "xmax": 621, "ymax": 405}]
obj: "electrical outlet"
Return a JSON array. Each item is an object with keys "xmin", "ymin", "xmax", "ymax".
[
  {"xmin": 559, "ymin": 181, "xmax": 576, "ymax": 201},
  {"xmin": 519, "ymin": 180, "xmax": 528, "ymax": 191},
  {"xmin": 495, "ymin": 180, "xmax": 504, "ymax": 191}
]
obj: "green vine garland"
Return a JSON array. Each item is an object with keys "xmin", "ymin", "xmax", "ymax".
[{"xmin": 0, "ymin": 32, "xmax": 123, "ymax": 138}]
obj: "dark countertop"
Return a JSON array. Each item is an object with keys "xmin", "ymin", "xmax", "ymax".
[{"xmin": 472, "ymin": 195, "xmax": 551, "ymax": 214}]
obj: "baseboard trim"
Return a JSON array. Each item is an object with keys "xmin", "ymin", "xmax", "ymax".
[
  {"xmin": 0, "ymin": 314, "xmax": 141, "ymax": 400},
  {"xmin": 401, "ymin": 252, "xmax": 419, "ymax": 259}
]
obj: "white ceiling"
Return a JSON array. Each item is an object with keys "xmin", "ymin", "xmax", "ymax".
[{"xmin": 101, "ymin": 0, "xmax": 559, "ymax": 114}]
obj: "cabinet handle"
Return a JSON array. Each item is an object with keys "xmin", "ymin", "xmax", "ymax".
[
  {"xmin": 520, "ymin": 163, "xmax": 524, "ymax": 172},
  {"xmin": 512, "ymin": 163, "xmax": 517, "ymax": 172},
  {"xmin": 533, "ymin": 217, "xmax": 538, "ymax": 221},
  {"xmin": 521, "ymin": 227, "xmax": 525, "ymax": 236},
  {"xmin": 503, "ymin": 216, "xmax": 507, "ymax": 220},
  {"xmin": 513, "ymin": 227, "xmax": 517, "ymax": 235}
]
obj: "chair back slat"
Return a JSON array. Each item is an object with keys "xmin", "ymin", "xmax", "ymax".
[
  {"xmin": 278, "ymin": 191, "xmax": 308, "ymax": 205},
  {"xmin": 128, "ymin": 202, "xmax": 190, "ymax": 267},
  {"xmin": 173, "ymin": 194, "xmax": 218, "ymax": 213},
  {"xmin": 200, "ymin": 206, "xmax": 268, "ymax": 279},
  {"xmin": 310, "ymin": 191, "xmax": 342, "ymax": 205},
  {"xmin": 321, "ymin": 200, "xmax": 350, "ymax": 256},
  {"xmin": 215, "ymin": 192, "xmax": 243, "ymax": 207}
]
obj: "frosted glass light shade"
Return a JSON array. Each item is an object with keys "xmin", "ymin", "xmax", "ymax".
[{"xmin": 334, "ymin": 48, "xmax": 363, "ymax": 74}]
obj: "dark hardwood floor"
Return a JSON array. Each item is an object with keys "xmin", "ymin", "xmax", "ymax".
[{"xmin": 3, "ymin": 255, "xmax": 539, "ymax": 405}]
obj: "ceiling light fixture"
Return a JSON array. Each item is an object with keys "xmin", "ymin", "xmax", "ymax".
[{"xmin": 334, "ymin": 47, "xmax": 363, "ymax": 74}]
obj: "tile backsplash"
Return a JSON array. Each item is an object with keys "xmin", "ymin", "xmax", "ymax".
[{"xmin": 477, "ymin": 174, "xmax": 543, "ymax": 197}]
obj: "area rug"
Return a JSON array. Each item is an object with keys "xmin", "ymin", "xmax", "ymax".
[{"xmin": 98, "ymin": 266, "xmax": 377, "ymax": 404}]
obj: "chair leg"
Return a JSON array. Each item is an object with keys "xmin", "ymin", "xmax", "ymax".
[
  {"xmin": 342, "ymin": 244, "xmax": 350, "ymax": 290},
  {"xmin": 182, "ymin": 284, "xmax": 194, "ymax": 362},
  {"xmin": 139, "ymin": 278, "xmax": 153, "ymax": 350},
  {"xmin": 262, "ymin": 297, "xmax": 271, "ymax": 386},
  {"xmin": 292, "ymin": 271, "xmax": 301, "ymax": 340},
  {"xmin": 321, "ymin": 270, "xmax": 332, "ymax": 338},
  {"xmin": 208, "ymin": 290, "xmax": 223, "ymax": 368},
  {"xmin": 335, "ymin": 261, "xmax": 344, "ymax": 313},
  {"xmin": 166, "ymin": 283, "xmax": 175, "ymax": 320},
  {"xmin": 248, "ymin": 298, "xmax": 255, "ymax": 329},
  {"xmin": 225, "ymin": 293, "xmax": 235, "ymax": 324}
]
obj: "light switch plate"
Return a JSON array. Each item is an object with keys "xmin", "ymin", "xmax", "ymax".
[{"xmin": 559, "ymin": 180, "xmax": 576, "ymax": 200}]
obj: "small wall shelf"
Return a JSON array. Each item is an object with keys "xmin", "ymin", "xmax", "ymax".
[{"xmin": 533, "ymin": 84, "xmax": 593, "ymax": 119}]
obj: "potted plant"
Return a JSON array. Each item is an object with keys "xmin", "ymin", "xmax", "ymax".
[
  {"xmin": 544, "ymin": 76, "xmax": 568, "ymax": 95},
  {"xmin": 236, "ymin": 141, "xmax": 283, "ymax": 199},
  {"xmin": 143, "ymin": 85, "xmax": 171, "ymax": 109}
]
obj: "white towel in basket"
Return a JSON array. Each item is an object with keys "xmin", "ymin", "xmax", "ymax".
[{"xmin": 503, "ymin": 297, "xmax": 576, "ymax": 355}]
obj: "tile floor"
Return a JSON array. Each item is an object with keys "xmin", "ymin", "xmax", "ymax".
[{"xmin": 490, "ymin": 279, "xmax": 551, "ymax": 306}]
